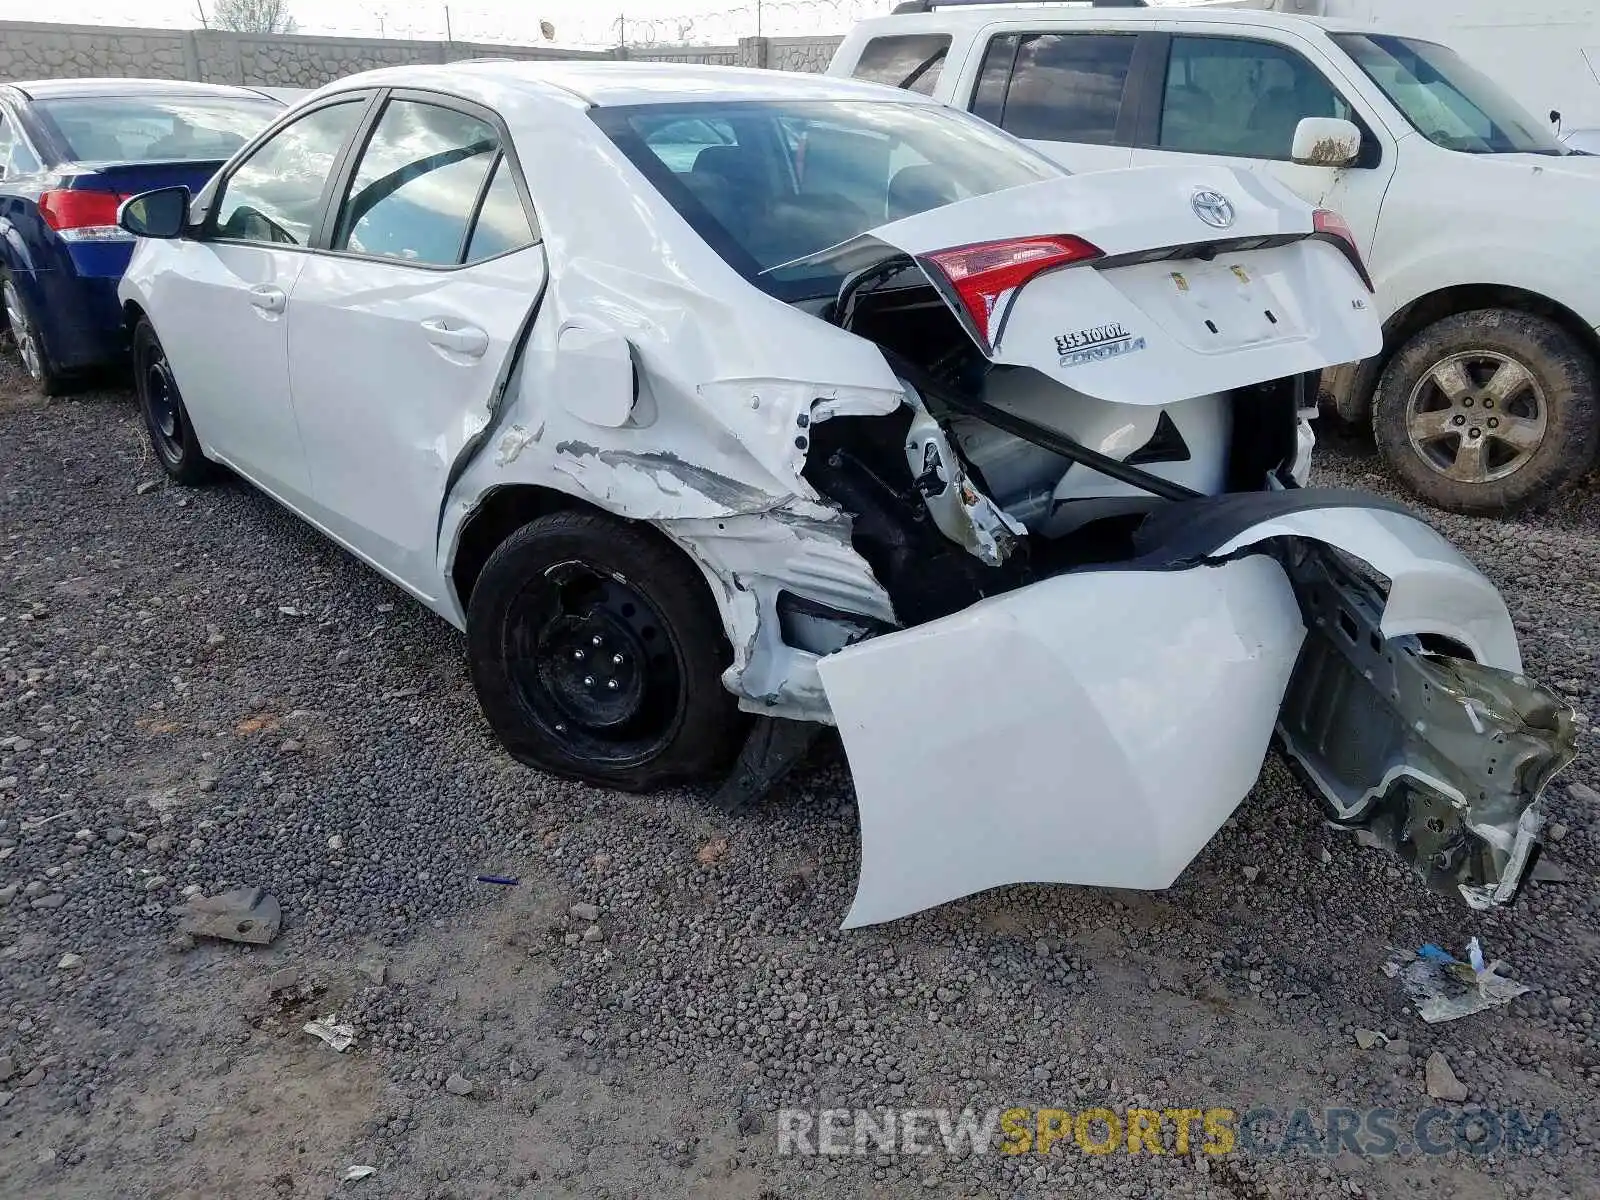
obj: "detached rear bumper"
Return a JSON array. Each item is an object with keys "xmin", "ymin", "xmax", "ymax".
[{"xmin": 819, "ymin": 492, "xmax": 1576, "ymax": 929}]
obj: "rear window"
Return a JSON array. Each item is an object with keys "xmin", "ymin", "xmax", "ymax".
[
  {"xmin": 35, "ymin": 94, "xmax": 281, "ymax": 164},
  {"xmin": 850, "ymin": 34, "xmax": 953, "ymax": 97},
  {"xmin": 594, "ymin": 99, "xmax": 1061, "ymax": 301},
  {"xmin": 971, "ymin": 32, "xmax": 1137, "ymax": 145}
]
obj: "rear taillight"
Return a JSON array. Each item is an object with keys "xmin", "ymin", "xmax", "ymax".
[
  {"xmin": 1312, "ymin": 209, "xmax": 1373, "ymax": 292},
  {"xmin": 40, "ymin": 190, "xmax": 132, "ymax": 243},
  {"xmin": 921, "ymin": 235, "xmax": 1103, "ymax": 350}
]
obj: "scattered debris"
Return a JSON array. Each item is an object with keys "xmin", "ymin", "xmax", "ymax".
[
  {"xmin": 443, "ymin": 1073, "xmax": 474, "ymax": 1096},
  {"xmin": 355, "ymin": 956, "xmax": 388, "ymax": 986},
  {"xmin": 1425, "ymin": 1051, "xmax": 1469, "ymax": 1102},
  {"xmin": 1353, "ymin": 1028, "xmax": 1386, "ymax": 1050},
  {"xmin": 277, "ymin": 605, "xmax": 305, "ymax": 617},
  {"xmin": 582, "ymin": 924, "xmax": 604, "ymax": 943},
  {"xmin": 341, "ymin": 1165, "xmax": 377, "ymax": 1183},
  {"xmin": 696, "ymin": 836, "xmax": 729, "ymax": 866},
  {"xmin": 1241, "ymin": 866, "xmax": 1261, "ymax": 883},
  {"xmin": 303, "ymin": 1015, "xmax": 356, "ymax": 1053},
  {"xmin": 1390, "ymin": 939, "xmax": 1530, "ymax": 1023},
  {"xmin": 266, "ymin": 967, "xmax": 300, "ymax": 994},
  {"xmin": 179, "ymin": 887, "xmax": 282, "ymax": 946},
  {"xmin": 1530, "ymin": 855, "xmax": 1572, "ymax": 884},
  {"xmin": 569, "ymin": 902, "xmax": 599, "ymax": 922},
  {"xmin": 327, "ymin": 834, "xmax": 344, "ymax": 851},
  {"xmin": 136, "ymin": 480, "xmax": 160, "ymax": 495},
  {"xmin": 56, "ymin": 953, "xmax": 83, "ymax": 971},
  {"xmin": 475, "ymin": 874, "xmax": 518, "ymax": 886}
]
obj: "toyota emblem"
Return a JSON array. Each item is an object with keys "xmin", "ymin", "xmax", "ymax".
[{"xmin": 1191, "ymin": 190, "xmax": 1236, "ymax": 229}]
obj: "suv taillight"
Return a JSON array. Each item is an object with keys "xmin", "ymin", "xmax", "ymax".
[
  {"xmin": 921, "ymin": 235, "xmax": 1104, "ymax": 350},
  {"xmin": 40, "ymin": 190, "xmax": 131, "ymax": 243},
  {"xmin": 1312, "ymin": 209, "xmax": 1373, "ymax": 292}
]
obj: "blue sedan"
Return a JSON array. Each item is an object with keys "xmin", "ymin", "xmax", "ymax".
[{"xmin": 0, "ymin": 78, "xmax": 283, "ymax": 393}]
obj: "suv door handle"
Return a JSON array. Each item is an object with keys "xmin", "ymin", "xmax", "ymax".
[
  {"xmin": 248, "ymin": 284, "xmax": 286, "ymax": 313},
  {"xmin": 421, "ymin": 318, "xmax": 489, "ymax": 358}
]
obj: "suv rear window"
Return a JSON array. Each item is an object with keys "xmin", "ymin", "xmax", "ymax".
[
  {"xmin": 849, "ymin": 34, "xmax": 953, "ymax": 97},
  {"xmin": 971, "ymin": 32, "xmax": 1137, "ymax": 145}
]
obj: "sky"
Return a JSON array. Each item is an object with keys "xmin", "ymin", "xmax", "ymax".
[
  {"xmin": 0, "ymin": 0, "xmax": 907, "ymax": 47},
  {"xmin": 0, "ymin": 0, "xmax": 1215, "ymax": 49}
]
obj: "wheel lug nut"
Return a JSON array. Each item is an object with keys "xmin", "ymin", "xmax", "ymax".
[
  {"xmin": 574, "ymin": 650, "xmax": 584, "ymax": 660},
  {"xmin": 1452, "ymin": 415, "xmax": 1466, "ymax": 426},
  {"xmin": 1483, "ymin": 399, "xmax": 1494, "ymax": 409},
  {"xmin": 606, "ymin": 679, "xmax": 619, "ymax": 690},
  {"xmin": 592, "ymin": 635, "xmax": 603, "ymax": 646},
  {"xmin": 1469, "ymin": 428, "xmax": 1482, "ymax": 439},
  {"xmin": 1488, "ymin": 417, "xmax": 1499, "ymax": 429},
  {"xmin": 612, "ymin": 654, "xmax": 624, "ymax": 665},
  {"xmin": 583, "ymin": 675, "xmax": 595, "ymax": 687},
  {"xmin": 1463, "ymin": 397, "xmax": 1474, "ymax": 407}
]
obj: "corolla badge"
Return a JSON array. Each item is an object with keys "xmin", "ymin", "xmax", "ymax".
[{"xmin": 1191, "ymin": 190, "xmax": 1236, "ymax": 229}]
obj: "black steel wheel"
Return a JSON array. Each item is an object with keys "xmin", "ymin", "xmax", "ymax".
[
  {"xmin": 133, "ymin": 318, "xmax": 213, "ymax": 485},
  {"xmin": 467, "ymin": 510, "xmax": 747, "ymax": 790}
]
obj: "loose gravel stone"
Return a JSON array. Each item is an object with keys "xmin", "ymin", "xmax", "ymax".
[{"xmin": 1, "ymin": 369, "xmax": 1595, "ymax": 1200}]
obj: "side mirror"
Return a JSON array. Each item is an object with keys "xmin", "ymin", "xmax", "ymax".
[
  {"xmin": 118, "ymin": 186, "xmax": 191, "ymax": 239},
  {"xmin": 1290, "ymin": 117, "xmax": 1362, "ymax": 168}
]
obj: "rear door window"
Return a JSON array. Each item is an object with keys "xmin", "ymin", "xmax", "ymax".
[
  {"xmin": 849, "ymin": 34, "xmax": 953, "ymax": 97},
  {"xmin": 969, "ymin": 32, "xmax": 1138, "ymax": 145},
  {"xmin": 1159, "ymin": 36, "xmax": 1354, "ymax": 158},
  {"xmin": 332, "ymin": 98, "xmax": 502, "ymax": 266}
]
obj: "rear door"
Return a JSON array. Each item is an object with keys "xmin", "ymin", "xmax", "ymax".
[
  {"xmin": 286, "ymin": 91, "xmax": 545, "ymax": 602},
  {"xmin": 1129, "ymin": 29, "xmax": 1398, "ymax": 256},
  {"xmin": 961, "ymin": 27, "xmax": 1150, "ymax": 173}
]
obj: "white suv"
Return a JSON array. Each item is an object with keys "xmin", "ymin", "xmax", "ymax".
[{"xmin": 830, "ymin": 0, "xmax": 1600, "ymax": 514}]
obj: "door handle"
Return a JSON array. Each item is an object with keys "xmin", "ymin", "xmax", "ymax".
[
  {"xmin": 421, "ymin": 318, "xmax": 488, "ymax": 358},
  {"xmin": 248, "ymin": 284, "xmax": 286, "ymax": 313}
]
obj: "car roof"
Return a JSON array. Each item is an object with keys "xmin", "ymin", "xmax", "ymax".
[
  {"xmin": 331, "ymin": 59, "xmax": 944, "ymax": 108},
  {"xmin": 8, "ymin": 77, "xmax": 281, "ymax": 102},
  {"xmin": 850, "ymin": 5, "xmax": 1370, "ymax": 37}
]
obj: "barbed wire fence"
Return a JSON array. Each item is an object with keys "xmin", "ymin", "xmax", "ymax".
[
  {"xmin": 327, "ymin": 0, "xmax": 903, "ymax": 48},
  {"xmin": 1, "ymin": 0, "xmax": 900, "ymax": 49}
]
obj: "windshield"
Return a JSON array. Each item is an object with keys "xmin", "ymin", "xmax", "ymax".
[
  {"xmin": 1333, "ymin": 33, "xmax": 1563, "ymax": 155},
  {"xmin": 36, "ymin": 94, "xmax": 282, "ymax": 164},
  {"xmin": 593, "ymin": 99, "xmax": 1062, "ymax": 300}
]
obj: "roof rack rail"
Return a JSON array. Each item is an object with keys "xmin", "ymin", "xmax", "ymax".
[{"xmin": 890, "ymin": 0, "xmax": 1148, "ymax": 13}]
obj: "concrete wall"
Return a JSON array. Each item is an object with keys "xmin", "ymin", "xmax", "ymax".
[{"xmin": 0, "ymin": 20, "xmax": 843, "ymax": 87}]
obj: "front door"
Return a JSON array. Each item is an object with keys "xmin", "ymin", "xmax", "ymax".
[
  {"xmin": 153, "ymin": 97, "xmax": 370, "ymax": 507},
  {"xmin": 1129, "ymin": 32, "xmax": 1397, "ymax": 258},
  {"xmin": 286, "ymin": 94, "xmax": 545, "ymax": 602}
]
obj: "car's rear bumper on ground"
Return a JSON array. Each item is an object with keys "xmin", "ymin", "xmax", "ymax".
[{"xmin": 819, "ymin": 495, "xmax": 1576, "ymax": 928}]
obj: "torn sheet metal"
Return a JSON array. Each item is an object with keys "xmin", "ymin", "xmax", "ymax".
[
  {"xmin": 659, "ymin": 510, "xmax": 896, "ymax": 723},
  {"xmin": 1277, "ymin": 546, "xmax": 1576, "ymax": 908}
]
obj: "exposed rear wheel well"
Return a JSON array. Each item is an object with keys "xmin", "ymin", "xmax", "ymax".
[
  {"xmin": 449, "ymin": 486, "xmax": 710, "ymax": 615},
  {"xmin": 1331, "ymin": 285, "xmax": 1600, "ymax": 424}
]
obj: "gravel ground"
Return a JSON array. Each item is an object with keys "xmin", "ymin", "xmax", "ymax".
[{"xmin": 2, "ymin": 364, "xmax": 1597, "ymax": 1200}]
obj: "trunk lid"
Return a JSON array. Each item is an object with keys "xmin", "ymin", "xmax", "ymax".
[
  {"xmin": 782, "ymin": 165, "xmax": 1381, "ymax": 406},
  {"xmin": 64, "ymin": 159, "xmax": 229, "ymax": 198}
]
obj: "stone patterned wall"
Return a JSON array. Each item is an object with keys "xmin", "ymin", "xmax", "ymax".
[
  {"xmin": 627, "ymin": 46, "xmax": 741, "ymax": 66},
  {"xmin": 768, "ymin": 36, "xmax": 844, "ymax": 74},
  {"xmin": 0, "ymin": 20, "xmax": 850, "ymax": 87},
  {"xmin": 229, "ymin": 34, "xmax": 441, "ymax": 87},
  {"xmin": 0, "ymin": 22, "xmax": 190, "ymax": 82}
]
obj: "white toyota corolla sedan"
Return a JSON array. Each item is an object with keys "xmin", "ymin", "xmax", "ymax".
[{"xmin": 116, "ymin": 62, "xmax": 1575, "ymax": 928}]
